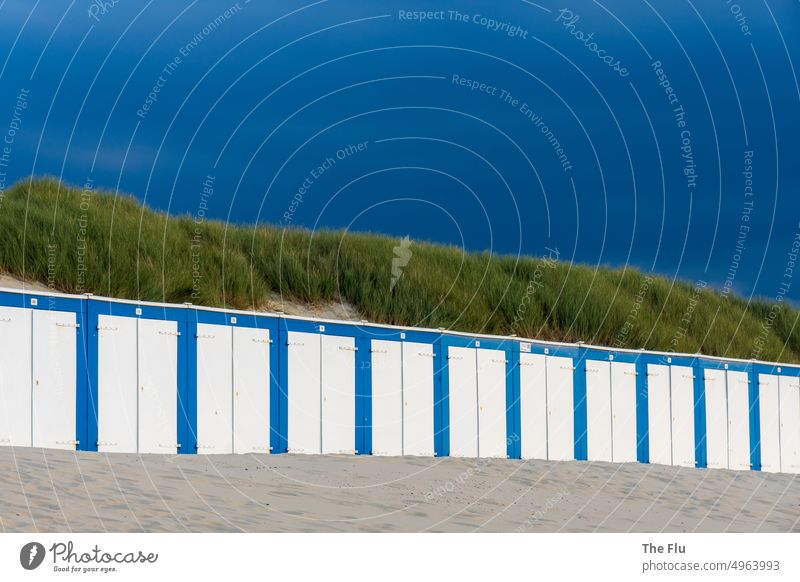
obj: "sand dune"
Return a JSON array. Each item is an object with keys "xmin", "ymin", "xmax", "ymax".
[{"xmin": 1, "ymin": 448, "xmax": 797, "ymax": 533}]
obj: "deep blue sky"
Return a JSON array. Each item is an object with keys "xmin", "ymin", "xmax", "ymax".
[{"xmin": 0, "ymin": 1, "xmax": 798, "ymax": 301}]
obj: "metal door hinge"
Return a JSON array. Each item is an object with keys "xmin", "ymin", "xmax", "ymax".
[
  {"xmin": 338, "ymin": 345, "xmax": 358, "ymax": 352},
  {"xmin": 158, "ymin": 330, "xmax": 181, "ymax": 336},
  {"xmin": 286, "ymin": 341, "xmax": 304, "ymax": 346},
  {"xmin": 251, "ymin": 338, "xmax": 272, "ymax": 344},
  {"xmin": 56, "ymin": 322, "xmax": 80, "ymax": 329},
  {"xmin": 97, "ymin": 325, "xmax": 118, "ymax": 331}
]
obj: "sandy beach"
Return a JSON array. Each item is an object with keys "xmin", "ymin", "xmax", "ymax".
[{"xmin": 1, "ymin": 447, "xmax": 797, "ymax": 533}]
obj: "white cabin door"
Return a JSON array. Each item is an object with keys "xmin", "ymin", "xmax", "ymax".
[
  {"xmin": 519, "ymin": 352, "xmax": 547, "ymax": 460},
  {"xmin": 586, "ymin": 359, "xmax": 612, "ymax": 462},
  {"xmin": 0, "ymin": 306, "xmax": 32, "ymax": 448},
  {"xmin": 233, "ymin": 327, "xmax": 271, "ymax": 454},
  {"xmin": 370, "ymin": 340, "xmax": 402, "ymax": 456},
  {"xmin": 476, "ymin": 348, "xmax": 507, "ymax": 458},
  {"xmin": 287, "ymin": 331, "xmax": 321, "ymax": 454},
  {"xmin": 448, "ymin": 346, "xmax": 478, "ymax": 458},
  {"xmin": 32, "ymin": 310, "xmax": 77, "ymax": 450},
  {"xmin": 546, "ymin": 356, "xmax": 574, "ymax": 461},
  {"xmin": 402, "ymin": 342, "xmax": 435, "ymax": 457},
  {"xmin": 610, "ymin": 361, "xmax": 637, "ymax": 463},
  {"xmin": 137, "ymin": 319, "xmax": 179, "ymax": 454},
  {"xmin": 97, "ymin": 315, "xmax": 138, "ymax": 453},
  {"xmin": 321, "ymin": 335, "xmax": 356, "ymax": 455},
  {"xmin": 196, "ymin": 323, "xmax": 233, "ymax": 454},
  {"xmin": 727, "ymin": 370, "xmax": 751, "ymax": 471}
]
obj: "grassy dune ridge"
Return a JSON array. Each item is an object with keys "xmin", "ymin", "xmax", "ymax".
[{"xmin": 1, "ymin": 177, "xmax": 798, "ymax": 363}]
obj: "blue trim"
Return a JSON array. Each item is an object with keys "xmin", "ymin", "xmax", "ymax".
[
  {"xmin": 0, "ymin": 291, "xmax": 88, "ymax": 452},
  {"xmin": 277, "ymin": 318, "xmax": 365, "ymax": 454},
  {"xmin": 507, "ymin": 343, "xmax": 521, "ymax": 459},
  {"xmin": 436, "ymin": 334, "xmax": 516, "ymax": 458},
  {"xmin": 644, "ymin": 353, "xmax": 703, "ymax": 466},
  {"xmin": 85, "ymin": 299, "xmax": 100, "ymax": 452},
  {"xmin": 357, "ymin": 324, "xmax": 440, "ymax": 346},
  {"xmin": 354, "ymin": 326, "xmax": 440, "ymax": 456},
  {"xmin": 579, "ymin": 348, "xmax": 647, "ymax": 463},
  {"xmin": 434, "ymin": 336, "xmax": 448, "ymax": 457},
  {"xmin": 521, "ymin": 341, "xmax": 582, "ymax": 460},
  {"xmin": 176, "ymin": 313, "xmax": 189, "ymax": 454},
  {"xmin": 276, "ymin": 318, "xmax": 291, "ymax": 453},
  {"xmin": 184, "ymin": 314, "xmax": 198, "ymax": 454},
  {"xmin": 696, "ymin": 358, "xmax": 762, "ymax": 471},
  {"xmin": 0, "ymin": 290, "xmax": 83, "ymax": 312},
  {"xmin": 573, "ymin": 346, "xmax": 588, "ymax": 461},
  {"xmin": 692, "ymin": 359, "xmax": 707, "ymax": 469},
  {"xmin": 84, "ymin": 298, "xmax": 190, "ymax": 453},
  {"xmin": 748, "ymin": 364, "xmax": 761, "ymax": 471},
  {"xmin": 269, "ymin": 319, "xmax": 283, "ymax": 454},
  {"xmin": 635, "ymin": 353, "xmax": 649, "ymax": 463},
  {"xmin": 186, "ymin": 308, "xmax": 281, "ymax": 453},
  {"xmin": 75, "ymin": 300, "xmax": 89, "ymax": 452},
  {"xmin": 753, "ymin": 362, "xmax": 800, "ymax": 471},
  {"xmin": 355, "ymin": 336, "xmax": 372, "ymax": 454}
]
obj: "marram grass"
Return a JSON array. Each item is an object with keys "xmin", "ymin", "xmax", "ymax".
[{"xmin": 1, "ymin": 177, "xmax": 798, "ymax": 363}]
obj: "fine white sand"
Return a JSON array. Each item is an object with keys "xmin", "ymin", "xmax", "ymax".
[
  {"xmin": 0, "ymin": 273, "xmax": 50, "ymax": 292},
  {"xmin": 1, "ymin": 447, "xmax": 798, "ymax": 533},
  {"xmin": 0, "ymin": 274, "xmax": 362, "ymax": 321}
]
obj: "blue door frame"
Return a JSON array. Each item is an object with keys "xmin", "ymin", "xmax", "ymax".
[
  {"xmin": 187, "ymin": 307, "xmax": 280, "ymax": 454},
  {"xmin": 518, "ymin": 341, "xmax": 584, "ymax": 460},
  {"xmin": 751, "ymin": 362, "xmax": 800, "ymax": 472},
  {"xmin": 0, "ymin": 290, "xmax": 88, "ymax": 451},
  {"xmin": 356, "ymin": 325, "xmax": 442, "ymax": 456},
  {"xmin": 440, "ymin": 335, "xmax": 534, "ymax": 461},
  {"xmin": 276, "ymin": 318, "xmax": 384, "ymax": 455},
  {"xmin": 696, "ymin": 358, "xmax": 758, "ymax": 471},
  {"xmin": 580, "ymin": 347, "xmax": 648, "ymax": 463},
  {"xmin": 638, "ymin": 353, "xmax": 703, "ymax": 467},
  {"xmin": 85, "ymin": 298, "xmax": 188, "ymax": 453}
]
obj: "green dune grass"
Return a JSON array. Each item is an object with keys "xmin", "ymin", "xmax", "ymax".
[{"xmin": 1, "ymin": 177, "xmax": 798, "ymax": 363}]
